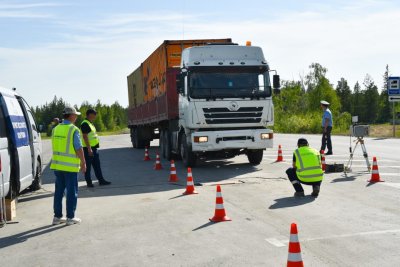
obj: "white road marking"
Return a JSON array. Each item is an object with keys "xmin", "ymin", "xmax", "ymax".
[
  {"xmin": 380, "ymin": 183, "xmax": 400, "ymax": 189},
  {"xmin": 266, "ymin": 229, "xmax": 400, "ymax": 247},
  {"xmin": 351, "ymin": 165, "xmax": 400, "ymax": 168}
]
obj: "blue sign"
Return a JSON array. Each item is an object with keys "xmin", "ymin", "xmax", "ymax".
[
  {"xmin": 0, "ymin": 94, "xmax": 29, "ymax": 147},
  {"xmin": 388, "ymin": 76, "xmax": 400, "ymax": 95}
]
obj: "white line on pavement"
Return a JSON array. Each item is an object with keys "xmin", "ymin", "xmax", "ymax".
[
  {"xmin": 380, "ymin": 183, "xmax": 400, "ymax": 189},
  {"xmin": 266, "ymin": 229, "xmax": 400, "ymax": 247}
]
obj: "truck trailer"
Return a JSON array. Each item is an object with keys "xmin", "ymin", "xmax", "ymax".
[{"xmin": 127, "ymin": 39, "xmax": 280, "ymax": 167}]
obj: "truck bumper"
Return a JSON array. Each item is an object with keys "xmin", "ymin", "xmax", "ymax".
[{"xmin": 191, "ymin": 129, "xmax": 273, "ymax": 152}]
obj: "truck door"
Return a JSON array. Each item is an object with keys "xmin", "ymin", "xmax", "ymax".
[{"xmin": 0, "ymin": 93, "xmax": 33, "ymax": 194}]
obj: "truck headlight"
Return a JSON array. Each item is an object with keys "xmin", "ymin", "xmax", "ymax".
[
  {"xmin": 261, "ymin": 133, "xmax": 273, "ymax": 139},
  {"xmin": 194, "ymin": 136, "xmax": 208, "ymax": 143}
]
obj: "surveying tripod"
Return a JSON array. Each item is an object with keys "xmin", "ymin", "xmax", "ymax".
[{"xmin": 344, "ymin": 136, "xmax": 371, "ymax": 173}]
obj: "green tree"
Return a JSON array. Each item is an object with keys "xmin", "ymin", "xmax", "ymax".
[
  {"xmin": 336, "ymin": 78, "xmax": 352, "ymax": 113},
  {"xmin": 363, "ymin": 74, "xmax": 380, "ymax": 123},
  {"xmin": 377, "ymin": 64, "xmax": 391, "ymax": 123},
  {"xmin": 352, "ymin": 81, "xmax": 364, "ymax": 121}
]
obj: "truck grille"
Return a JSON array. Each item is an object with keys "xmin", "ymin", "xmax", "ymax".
[{"xmin": 203, "ymin": 107, "xmax": 263, "ymax": 124}]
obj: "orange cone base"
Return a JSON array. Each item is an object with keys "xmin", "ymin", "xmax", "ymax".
[
  {"xmin": 144, "ymin": 157, "xmax": 151, "ymax": 161},
  {"xmin": 154, "ymin": 165, "xmax": 163, "ymax": 170},
  {"xmin": 368, "ymin": 178, "xmax": 384, "ymax": 183},
  {"xmin": 209, "ymin": 216, "xmax": 231, "ymax": 222},
  {"xmin": 169, "ymin": 177, "xmax": 178, "ymax": 183},
  {"xmin": 183, "ymin": 190, "xmax": 198, "ymax": 195}
]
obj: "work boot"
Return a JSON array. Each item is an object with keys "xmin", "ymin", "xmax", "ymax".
[
  {"xmin": 294, "ymin": 191, "xmax": 305, "ymax": 198},
  {"xmin": 87, "ymin": 182, "xmax": 94, "ymax": 188},
  {"xmin": 325, "ymin": 151, "xmax": 333, "ymax": 155},
  {"xmin": 311, "ymin": 185, "xmax": 320, "ymax": 197},
  {"xmin": 99, "ymin": 179, "xmax": 111, "ymax": 186}
]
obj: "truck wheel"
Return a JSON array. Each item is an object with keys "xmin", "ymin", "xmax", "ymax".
[
  {"xmin": 247, "ymin": 150, "xmax": 263, "ymax": 165},
  {"xmin": 30, "ymin": 159, "xmax": 42, "ymax": 191},
  {"xmin": 164, "ymin": 130, "xmax": 172, "ymax": 160},
  {"xmin": 180, "ymin": 133, "xmax": 197, "ymax": 167}
]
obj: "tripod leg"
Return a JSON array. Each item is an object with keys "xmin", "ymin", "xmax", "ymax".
[
  {"xmin": 360, "ymin": 142, "xmax": 371, "ymax": 171},
  {"xmin": 345, "ymin": 141, "xmax": 357, "ymax": 173}
]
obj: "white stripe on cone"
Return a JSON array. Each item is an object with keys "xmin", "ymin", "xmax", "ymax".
[
  {"xmin": 215, "ymin": 204, "xmax": 225, "ymax": 209},
  {"xmin": 289, "ymin": 234, "xmax": 299, "ymax": 242},
  {"xmin": 287, "ymin": 252, "xmax": 303, "ymax": 262}
]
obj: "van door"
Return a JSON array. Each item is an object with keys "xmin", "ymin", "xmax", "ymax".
[
  {"xmin": 0, "ymin": 102, "xmax": 11, "ymax": 197},
  {"xmin": 0, "ymin": 93, "xmax": 33, "ymax": 195},
  {"xmin": 19, "ymin": 97, "xmax": 42, "ymax": 179}
]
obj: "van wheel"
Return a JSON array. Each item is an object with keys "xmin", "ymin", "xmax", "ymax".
[
  {"xmin": 247, "ymin": 150, "xmax": 263, "ymax": 165},
  {"xmin": 30, "ymin": 160, "xmax": 42, "ymax": 191},
  {"xmin": 180, "ymin": 133, "xmax": 197, "ymax": 167}
]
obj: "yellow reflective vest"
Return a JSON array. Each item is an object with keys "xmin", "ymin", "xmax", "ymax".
[
  {"xmin": 81, "ymin": 119, "xmax": 99, "ymax": 148},
  {"xmin": 294, "ymin": 146, "xmax": 323, "ymax": 183},
  {"xmin": 50, "ymin": 124, "xmax": 81, "ymax": 172}
]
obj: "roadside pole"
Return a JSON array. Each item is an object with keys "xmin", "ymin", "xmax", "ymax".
[
  {"xmin": 393, "ymin": 102, "xmax": 396, "ymax": 137},
  {"xmin": 388, "ymin": 76, "xmax": 400, "ymax": 137}
]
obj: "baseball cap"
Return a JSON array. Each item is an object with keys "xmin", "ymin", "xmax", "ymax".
[
  {"xmin": 297, "ymin": 138, "xmax": 309, "ymax": 146},
  {"xmin": 63, "ymin": 106, "xmax": 81, "ymax": 115},
  {"xmin": 86, "ymin": 109, "xmax": 97, "ymax": 116}
]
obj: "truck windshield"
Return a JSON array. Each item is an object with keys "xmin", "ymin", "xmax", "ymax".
[{"xmin": 189, "ymin": 69, "xmax": 271, "ymax": 99}]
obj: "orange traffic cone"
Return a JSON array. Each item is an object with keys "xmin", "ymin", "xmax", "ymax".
[
  {"xmin": 144, "ymin": 146, "xmax": 151, "ymax": 161},
  {"xmin": 276, "ymin": 145, "xmax": 284, "ymax": 162},
  {"xmin": 183, "ymin": 168, "xmax": 198, "ymax": 195},
  {"xmin": 368, "ymin": 157, "xmax": 384, "ymax": 183},
  {"xmin": 169, "ymin": 160, "xmax": 179, "ymax": 182},
  {"xmin": 209, "ymin": 185, "xmax": 231, "ymax": 222},
  {"xmin": 287, "ymin": 223, "xmax": 304, "ymax": 267},
  {"xmin": 154, "ymin": 152, "xmax": 162, "ymax": 170},
  {"xmin": 320, "ymin": 150, "xmax": 326, "ymax": 172}
]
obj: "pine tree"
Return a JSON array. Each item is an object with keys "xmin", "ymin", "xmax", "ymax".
[
  {"xmin": 363, "ymin": 74, "xmax": 380, "ymax": 123},
  {"xmin": 336, "ymin": 78, "xmax": 352, "ymax": 113},
  {"xmin": 378, "ymin": 64, "xmax": 391, "ymax": 123}
]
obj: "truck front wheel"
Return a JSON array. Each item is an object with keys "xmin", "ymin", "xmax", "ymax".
[
  {"xmin": 247, "ymin": 149, "xmax": 263, "ymax": 165},
  {"xmin": 180, "ymin": 133, "xmax": 197, "ymax": 167}
]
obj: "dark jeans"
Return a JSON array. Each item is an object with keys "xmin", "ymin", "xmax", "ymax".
[
  {"xmin": 321, "ymin": 126, "xmax": 332, "ymax": 152},
  {"xmin": 286, "ymin": 168, "xmax": 321, "ymax": 192},
  {"xmin": 83, "ymin": 147, "xmax": 104, "ymax": 184},
  {"xmin": 54, "ymin": 171, "xmax": 78, "ymax": 219}
]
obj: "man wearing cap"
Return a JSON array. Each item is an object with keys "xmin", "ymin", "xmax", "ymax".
[
  {"xmin": 320, "ymin": 100, "xmax": 333, "ymax": 155},
  {"xmin": 286, "ymin": 138, "xmax": 324, "ymax": 197},
  {"xmin": 51, "ymin": 107, "xmax": 86, "ymax": 226},
  {"xmin": 81, "ymin": 109, "xmax": 111, "ymax": 187}
]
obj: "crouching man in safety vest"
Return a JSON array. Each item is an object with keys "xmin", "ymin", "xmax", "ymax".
[
  {"xmin": 51, "ymin": 107, "xmax": 86, "ymax": 226},
  {"xmin": 286, "ymin": 138, "xmax": 324, "ymax": 197}
]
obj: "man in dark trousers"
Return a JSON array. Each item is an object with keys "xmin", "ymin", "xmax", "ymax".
[
  {"xmin": 320, "ymin": 100, "xmax": 333, "ymax": 155},
  {"xmin": 81, "ymin": 109, "xmax": 111, "ymax": 187},
  {"xmin": 286, "ymin": 138, "xmax": 324, "ymax": 197}
]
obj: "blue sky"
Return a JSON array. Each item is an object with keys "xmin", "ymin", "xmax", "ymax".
[{"xmin": 1, "ymin": 0, "xmax": 399, "ymax": 107}]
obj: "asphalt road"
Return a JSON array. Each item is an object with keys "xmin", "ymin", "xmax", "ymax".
[{"xmin": 1, "ymin": 133, "xmax": 399, "ymax": 266}]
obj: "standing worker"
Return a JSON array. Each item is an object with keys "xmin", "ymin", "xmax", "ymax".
[
  {"xmin": 81, "ymin": 109, "xmax": 111, "ymax": 187},
  {"xmin": 51, "ymin": 107, "xmax": 86, "ymax": 226},
  {"xmin": 286, "ymin": 138, "xmax": 323, "ymax": 197},
  {"xmin": 320, "ymin": 100, "xmax": 333, "ymax": 155}
]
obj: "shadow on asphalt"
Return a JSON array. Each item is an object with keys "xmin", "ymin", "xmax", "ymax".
[
  {"xmin": 269, "ymin": 196, "xmax": 315, "ymax": 209},
  {"xmin": 0, "ymin": 225, "xmax": 63, "ymax": 249},
  {"xmin": 38, "ymin": 147, "xmax": 259, "ymax": 199},
  {"xmin": 192, "ymin": 221, "xmax": 216, "ymax": 231}
]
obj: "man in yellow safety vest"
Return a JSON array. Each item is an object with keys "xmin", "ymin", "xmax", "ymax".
[
  {"xmin": 51, "ymin": 106, "xmax": 86, "ymax": 226},
  {"xmin": 81, "ymin": 109, "xmax": 111, "ymax": 187},
  {"xmin": 286, "ymin": 138, "xmax": 324, "ymax": 197}
]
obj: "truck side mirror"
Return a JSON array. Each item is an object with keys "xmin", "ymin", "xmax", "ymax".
[
  {"xmin": 273, "ymin": 74, "xmax": 280, "ymax": 89},
  {"xmin": 176, "ymin": 74, "xmax": 184, "ymax": 94}
]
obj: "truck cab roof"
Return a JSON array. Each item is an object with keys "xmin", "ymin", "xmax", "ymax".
[
  {"xmin": 0, "ymin": 86, "xmax": 20, "ymax": 96},
  {"xmin": 181, "ymin": 45, "xmax": 268, "ymax": 68}
]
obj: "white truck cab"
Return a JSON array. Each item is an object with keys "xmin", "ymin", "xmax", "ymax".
[
  {"xmin": 0, "ymin": 86, "xmax": 42, "ymax": 200},
  {"xmin": 174, "ymin": 43, "xmax": 280, "ymax": 166}
]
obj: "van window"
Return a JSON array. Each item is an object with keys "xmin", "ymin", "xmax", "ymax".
[
  {"xmin": 0, "ymin": 103, "xmax": 7, "ymax": 138},
  {"xmin": 27, "ymin": 110, "xmax": 38, "ymax": 132}
]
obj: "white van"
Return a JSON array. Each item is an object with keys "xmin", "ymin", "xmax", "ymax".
[{"xmin": 0, "ymin": 86, "xmax": 42, "ymax": 200}]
